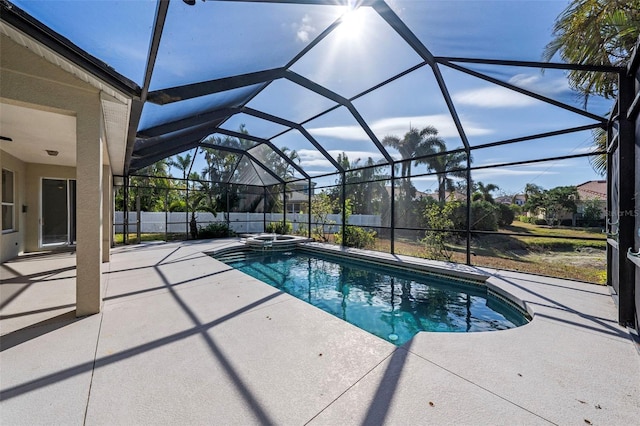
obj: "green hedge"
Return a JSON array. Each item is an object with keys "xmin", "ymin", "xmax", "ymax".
[
  {"xmin": 265, "ymin": 221, "xmax": 292, "ymax": 234},
  {"xmin": 335, "ymin": 226, "xmax": 376, "ymax": 249},
  {"xmin": 198, "ymin": 222, "xmax": 234, "ymax": 239}
]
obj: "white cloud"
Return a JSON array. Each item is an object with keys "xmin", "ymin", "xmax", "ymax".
[
  {"xmin": 293, "ymin": 14, "xmax": 316, "ymax": 43},
  {"xmin": 308, "ymin": 125, "xmax": 369, "ymax": 140},
  {"xmin": 453, "ymin": 86, "xmax": 537, "ymax": 108},
  {"xmin": 298, "ymin": 149, "xmax": 333, "ymax": 168},
  {"xmin": 307, "ymin": 114, "xmax": 491, "ymax": 141},
  {"xmin": 508, "ymin": 74, "xmax": 570, "ymax": 96},
  {"xmin": 297, "ymin": 148, "xmax": 386, "ymax": 169},
  {"xmin": 452, "ymin": 74, "xmax": 572, "ymax": 109},
  {"xmin": 372, "ymin": 115, "xmax": 481, "ymax": 138}
]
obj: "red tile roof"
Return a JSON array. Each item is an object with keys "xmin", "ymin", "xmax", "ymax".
[{"xmin": 576, "ymin": 180, "xmax": 606, "ymax": 201}]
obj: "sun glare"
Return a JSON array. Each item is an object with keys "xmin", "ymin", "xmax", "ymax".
[{"xmin": 336, "ymin": 6, "xmax": 366, "ymax": 41}]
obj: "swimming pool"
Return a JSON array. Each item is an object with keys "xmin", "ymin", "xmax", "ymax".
[{"xmin": 220, "ymin": 249, "xmax": 528, "ymax": 345}]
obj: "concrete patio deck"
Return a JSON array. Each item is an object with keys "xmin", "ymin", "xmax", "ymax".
[{"xmin": 1, "ymin": 239, "xmax": 638, "ymax": 425}]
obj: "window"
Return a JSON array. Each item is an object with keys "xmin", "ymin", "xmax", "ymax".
[{"xmin": 2, "ymin": 168, "xmax": 15, "ymax": 232}]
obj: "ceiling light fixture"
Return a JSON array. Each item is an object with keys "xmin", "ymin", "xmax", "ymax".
[{"xmin": 46, "ymin": 150, "xmax": 59, "ymax": 156}]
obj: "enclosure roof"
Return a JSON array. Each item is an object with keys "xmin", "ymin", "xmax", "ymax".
[{"xmin": 0, "ymin": 0, "xmax": 621, "ymax": 186}]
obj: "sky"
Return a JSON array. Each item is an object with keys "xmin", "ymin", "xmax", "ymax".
[{"xmin": 11, "ymin": 0, "xmax": 614, "ymax": 196}]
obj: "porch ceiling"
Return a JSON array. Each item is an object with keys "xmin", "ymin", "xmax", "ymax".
[{"xmin": 0, "ymin": 100, "xmax": 77, "ymax": 167}]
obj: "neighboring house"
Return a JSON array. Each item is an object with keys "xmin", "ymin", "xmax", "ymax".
[
  {"xmin": 575, "ymin": 180, "xmax": 607, "ymax": 224},
  {"xmin": 521, "ymin": 181, "xmax": 607, "ymax": 225},
  {"xmin": 286, "ymin": 190, "xmax": 309, "ymax": 214},
  {"xmin": 495, "ymin": 194, "xmax": 525, "ymax": 206},
  {"xmin": 286, "ymin": 181, "xmax": 315, "ymax": 214},
  {"xmin": 576, "ymin": 180, "xmax": 607, "ymax": 204}
]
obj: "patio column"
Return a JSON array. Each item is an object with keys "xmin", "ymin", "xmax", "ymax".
[{"xmin": 76, "ymin": 103, "xmax": 103, "ymax": 317}]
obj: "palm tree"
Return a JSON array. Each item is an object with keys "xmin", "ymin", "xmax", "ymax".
[
  {"xmin": 382, "ymin": 126, "xmax": 444, "ymax": 184},
  {"xmin": 544, "ymin": 0, "xmax": 640, "ymax": 103},
  {"xmin": 524, "ymin": 183, "xmax": 543, "ymax": 203},
  {"xmin": 589, "ymin": 127, "xmax": 607, "ymax": 176},
  {"xmin": 417, "ymin": 145, "xmax": 468, "ymax": 203},
  {"xmin": 383, "ymin": 126, "xmax": 446, "ymax": 215},
  {"xmin": 168, "ymin": 152, "xmax": 193, "ymax": 180},
  {"xmin": 473, "ymin": 181, "xmax": 500, "ymax": 203},
  {"xmin": 268, "ymin": 146, "xmax": 299, "ymax": 181},
  {"xmin": 544, "ymin": 0, "xmax": 640, "ymax": 174}
]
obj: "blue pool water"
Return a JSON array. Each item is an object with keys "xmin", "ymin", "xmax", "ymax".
[{"xmin": 223, "ymin": 250, "xmax": 528, "ymax": 345}]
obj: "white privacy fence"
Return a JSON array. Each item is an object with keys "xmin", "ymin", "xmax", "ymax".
[{"xmin": 114, "ymin": 212, "xmax": 381, "ymax": 235}]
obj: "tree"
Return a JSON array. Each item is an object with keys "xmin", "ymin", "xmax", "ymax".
[
  {"xmin": 472, "ymin": 181, "xmax": 500, "ymax": 204},
  {"xmin": 310, "ymin": 191, "xmax": 336, "ymax": 242},
  {"xmin": 581, "ymin": 197, "xmax": 603, "ymax": 226},
  {"xmin": 524, "ymin": 185, "xmax": 579, "ymax": 226},
  {"xmin": 332, "ymin": 154, "xmax": 389, "ymax": 218},
  {"xmin": 544, "ymin": 0, "xmax": 640, "ymax": 174},
  {"xmin": 382, "ymin": 126, "xmax": 447, "ymax": 226},
  {"xmin": 422, "ymin": 200, "xmax": 458, "ymax": 261},
  {"xmin": 382, "ymin": 126, "xmax": 444, "ymax": 185},
  {"xmin": 417, "ymin": 145, "xmax": 468, "ymax": 203},
  {"xmin": 168, "ymin": 152, "xmax": 193, "ymax": 180},
  {"xmin": 265, "ymin": 146, "xmax": 299, "ymax": 181},
  {"xmin": 544, "ymin": 0, "xmax": 640, "ymax": 102},
  {"xmin": 524, "ymin": 183, "xmax": 544, "ymax": 203},
  {"xmin": 199, "ymin": 128, "xmax": 255, "ymax": 218},
  {"xmin": 127, "ymin": 159, "xmax": 172, "ymax": 212},
  {"xmin": 263, "ymin": 146, "xmax": 300, "ymax": 214}
]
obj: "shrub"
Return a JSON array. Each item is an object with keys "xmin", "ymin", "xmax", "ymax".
[
  {"xmin": 423, "ymin": 201, "xmax": 457, "ymax": 261},
  {"xmin": 265, "ymin": 221, "xmax": 292, "ymax": 234},
  {"xmin": 497, "ymin": 203, "xmax": 515, "ymax": 227},
  {"xmin": 335, "ymin": 226, "xmax": 376, "ymax": 249},
  {"xmin": 198, "ymin": 222, "xmax": 234, "ymax": 239},
  {"xmin": 471, "ymin": 201, "xmax": 499, "ymax": 231},
  {"xmin": 581, "ymin": 198, "xmax": 603, "ymax": 227},
  {"xmin": 509, "ymin": 203, "xmax": 523, "ymax": 216}
]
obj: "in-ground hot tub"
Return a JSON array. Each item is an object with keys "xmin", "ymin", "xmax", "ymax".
[
  {"xmin": 254, "ymin": 235, "xmax": 296, "ymax": 241},
  {"xmin": 244, "ymin": 234, "xmax": 311, "ymax": 250}
]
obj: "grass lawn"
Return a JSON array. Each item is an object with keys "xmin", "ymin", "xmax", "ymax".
[{"xmin": 376, "ymin": 221, "xmax": 607, "ymax": 284}]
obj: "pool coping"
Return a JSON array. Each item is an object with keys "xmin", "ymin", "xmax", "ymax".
[{"xmin": 298, "ymin": 242, "xmax": 490, "ymax": 283}]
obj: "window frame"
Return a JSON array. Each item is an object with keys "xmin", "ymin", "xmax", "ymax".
[{"xmin": 2, "ymin": 168, "xmax": 15, "ymax": 233}]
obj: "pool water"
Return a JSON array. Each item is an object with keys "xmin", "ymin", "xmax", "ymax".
[{"xmin": 223, "ymin": 250, "xmax": 528, "ymax": 345}]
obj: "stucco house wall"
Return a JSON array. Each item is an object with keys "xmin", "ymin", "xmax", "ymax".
[{"xmin": 0, "ymin": 151, "xmax": 27, "ymax": 262}]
